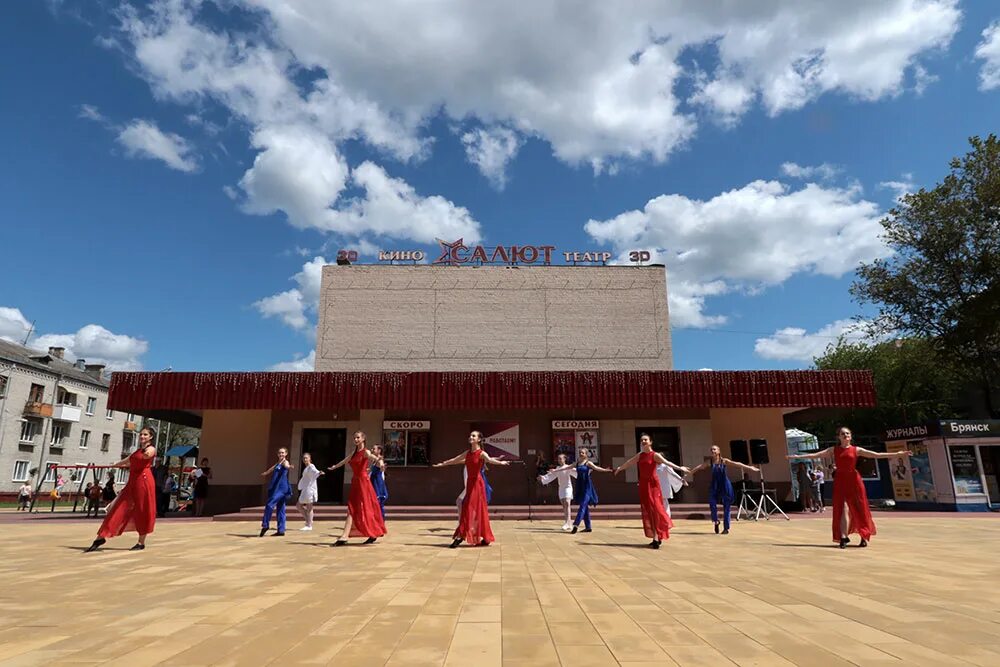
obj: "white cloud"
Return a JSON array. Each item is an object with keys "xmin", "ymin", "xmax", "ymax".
[
  {"xmin": 253, "ymin": 256, "xmax": 326, "ymax": 332},
  {"xmin": 754, "ymin": 318, "xmax": 869, "ymax": 361},
  {"xmin": 78, "ymin": 104, "xmax": 108, "ymax": 123},
  {"xmin": 112, "ymin": 1, "xmax": 959, "ymax": 194},
  {"xmin": 269, "ymin": 350, "xmax": 315, "ymax": 371},
  {"xmin": 780, "ymin": 162, "xmax": 840, "ymax": 181},
  {"xmin": 116, "ymin": 119, "xmax": 199, "ymax": 172},
  {"xmin": 461, "ymin": 126, "xmax": 522, "ymax": 189},
  {"xmin": 586, "ymin": 178, "xmax": 889, "ymax": 327},
  {"xmin": 879, "ymin": 174, "xmax": 915, "ymax": 200},
  {"xmin": 1, "ymin": 307, "xmax": 149, "ymax": 371},
  {"xmin": 975, "ymin": 21, "xmax": 1000, "ymax": 91},
  {"xmin": 0, "ymin": 307, "xmax": 33, "ymax": 343}
]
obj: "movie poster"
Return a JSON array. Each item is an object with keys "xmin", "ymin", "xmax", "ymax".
[
  {"xmin": 575, "ymin": 429, "xmax": 599, "ymax": 464},
  {"xmin": 908, "ymin": 441, "xmax": 937, "ymax": 502},
  {"xmin": 382, "ymin": 430, "xmax": 407, "ymax": 466},
  {"xmin": 949, "ymin": 446, "xmax": 984, "ymax": 495},
  {"xmin": 407, "ymin": 431, "xmax": 430, "ymax": 466},
  {"xmin": 472, "ymin": 422, "xmax": 520, "ymax": 460},
  {"xmin": 552, "ymin": 431, "xmax": 575, "ymax": 463},
  {"xmin": 886, "ymin": 441, "xmax": 916, "ymax": 501}
]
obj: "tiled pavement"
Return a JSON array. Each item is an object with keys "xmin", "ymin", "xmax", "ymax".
[{"xmin": 1, "ymin": 514, "xmax": 999, "ymax": 666}]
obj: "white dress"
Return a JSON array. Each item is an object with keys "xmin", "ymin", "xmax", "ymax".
[
  {"xmin": 539, "ymin": 467, "xmax": 576, "ymax": 501},
  {"xmin": 655, "ymin": 464, "xmax": 685, "ymax": 516},
  {"xmin": 297, "ymin": 464, "xmax": 321, "ymax": 504}
]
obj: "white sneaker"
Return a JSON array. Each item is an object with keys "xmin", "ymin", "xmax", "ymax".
[
  {"xmin": 562, "ymin": 523, "xmax": 572, "ymax": 531},
  {"xmin": 299, "ymin": 526, "xmax": 313, "ymax": 531}
]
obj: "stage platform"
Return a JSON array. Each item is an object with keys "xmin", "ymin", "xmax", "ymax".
[{"xmin": 213, "ymin": 503, "xmax": 715, "ymax": 522}]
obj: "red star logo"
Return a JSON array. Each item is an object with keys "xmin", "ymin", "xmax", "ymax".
[
  {"xmin": 580, "ymin": 432, "xmax": 594, "ymax": 445},
  {"xmin": 434, "ymin": 238, "xmax": 468, "ymax": 265}
]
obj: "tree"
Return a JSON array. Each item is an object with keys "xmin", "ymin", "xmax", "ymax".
[
  {"xmin": 852, "ymin": 135, "xmax": 1000, "ymax": 416},
  {"xmin": 802, "ymin": 337, "xmax": 967, "ymax": 437}
]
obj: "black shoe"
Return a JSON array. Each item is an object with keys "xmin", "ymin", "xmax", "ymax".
[
  {"xmin": 449, "ymin": 538, "xmax": 462, "ymax": 549},
  {"xmin": 129, "ymin": 543, "xmax": 145, "ymax": 551},
  {"xmin": 839, "ymin": 537, "xmax": 849, "ymax": 549},
  {"xmin": 722, "ymin": 529, "xmax": 730, "ymax": 535},
  {"xmin": 259, "ymin": 527, "xmax": 268, "ymax": 537},
  {"xmin": 333, "ymin": 539, "xmax": 348, "ymax": 547},
  {"xmin": 84, "ymin": 538, "xmax": 106, "ymax": 553},
  {"xmin": 274, "ymin": 532, "xmax": 285, "ymax": 537},
  {"xmin": 479, "ymin": 539, "xmax": 490, "ymax": 547},
  {"xmin": 582, "ymin": 528, "xmax": 592, "ymax": 533},
  {"xmin": 363, "ymin": 537, "xmax": 377, "ymax": 545},
  {"xmin": 859, "ymin": 539, "xmax": 868, "ymax": 548},
  {"xmin": 714, "ymin": 522, "xmax": 720, "ymax": 534},
  {"xmin": 571, "ymin": 526, "xmax": 578, "ymax": 534},
  {"xmin": 650, "ymin": 540, "xmax": 661, "ymax": 549}
]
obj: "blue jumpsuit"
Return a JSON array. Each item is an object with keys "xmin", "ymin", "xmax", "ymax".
[
  {"xmin": 262, "ymin": 462, "xmax": 291, "ymax": 533},
  {"xmin": 572, "ymin": 464, "xmax": 599, "ymax": 530},
  {"xmin": 369, "ymin": 462, "xmax": 389, "ymax": 519},
  {"xmin": 709, "ymin": 462, "xmax": 734, "ymax": 531}
]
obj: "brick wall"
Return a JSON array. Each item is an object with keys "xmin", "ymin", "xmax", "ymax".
[{"xmin": 315, "ymin": 264, "xmax": 673, "ymax": 371}]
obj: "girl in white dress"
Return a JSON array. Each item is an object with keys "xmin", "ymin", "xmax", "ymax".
[
  {"xmin": 655, "ymin": 462, "xmax": 687, "ymax": 517},
  {"xmin": 296, "ymin": 452, "xmax": 323, "ymax": 531},
  {"xmin": 538, "ymin": 453, "xmax": 577, "ymax": 531}
]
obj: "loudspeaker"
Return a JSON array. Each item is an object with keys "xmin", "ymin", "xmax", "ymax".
[
  {"xmin": 729, "ymin": 439, "xmax": 749, "ymax": 464},
  {"xmin": 749, "ymin": 438, "xmax": 769, "ymax": 464}
]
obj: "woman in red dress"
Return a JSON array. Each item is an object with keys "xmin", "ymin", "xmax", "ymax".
[
  {"xmin": 434, "ymin": 431, "xmax": 510, "ymax": 548},
  {"xmin": 788, "ymin": 426, "xmax": 912, "ymax": 548},
  {"xmin": 615, "ymin": 433, "xmax": 690, "ymax": 549},
  {"xmin": 84, "ymin": 427, "xmax": 157, "ymax": 553},
  {"xmin": 327, "ymin": 431, "xmax": 386, "ymax": 546}
]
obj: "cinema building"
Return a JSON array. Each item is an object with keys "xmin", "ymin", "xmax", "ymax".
[{"xmin": 109, "ymin": 250, "xmax": 876, "ymax": 514}]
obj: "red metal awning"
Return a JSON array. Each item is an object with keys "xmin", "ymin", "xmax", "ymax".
[{"xmin": 108, "ymin": 370, "xmax": 876, "ymax": 412}]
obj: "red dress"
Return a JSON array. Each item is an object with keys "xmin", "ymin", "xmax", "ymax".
[
  {"xmin": 832, "ymin": 445, "xmax": 876, "ymax": 543},
  {"xmin": 98, "ymin": 450, "xmax": 155, "ymax": 538},
  {"xmin": 454, "ymin": 449, "xmax": 495, "ymax": 545},
  {"xmin": 638, "ymin": 451, "xmax": 673, "ymax": 541},
  {"xmin": 347, "ymin": 449, "xmax": 387, "ymax": 538}
]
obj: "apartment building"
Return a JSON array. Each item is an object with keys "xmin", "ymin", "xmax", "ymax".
[{"xmin": 0, "ymin": 339, "xmax": 137, "ymax": 498}]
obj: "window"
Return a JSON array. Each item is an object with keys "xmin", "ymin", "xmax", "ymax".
[
  {"xmin": 86, "ymin": 397, "xmax": 96, "ymax": 415},
  {"xmin": 50, "ymin": 423, "xmax": 67, "ymax": 447},
  {"xmin": 0, "ymin": 375, "xmax": 8, "ymax": 398},
  {"xmin": 123, "ymin": 432, "xmax": 135, "ymax": 450},
  {"xmin": 12, "ymin": 460, "xmax": 30, "ymax": 482},
  {"xmin": 101, "ymin": 434, "xmax": 110, "ymax": 452},
  {"xmin": 28, "ymin": 383, "xmax": 45, "ymax": 404},
  {"xmin": 19, "ymin": 420, "xmax": 38, "ymax": 443},
  {"xmin": 79, "ymin": 430, "xmax": 90, "ymax": 449},
  {"xmin": 126, "ymin": 413, "xmax": 136, "ymax": 423},
  {"xmin": 43, "ymin": 462, "xmax": 58, "ymax": 482},
  {"xmin": 106, "ymin": 409, "xmax": 114, "ymax": 420},
  {"xmin": 57, "ymin": 388, "xmax": 78, "ymax": 406},
  {"xmin": 116, "ymin": 468, "xmax": 129, "ymax": 484}
]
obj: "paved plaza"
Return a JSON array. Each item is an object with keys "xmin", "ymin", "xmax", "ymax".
[{"xmin": 1, "ymin": 514, "xmax": 999, "ymax": 666}]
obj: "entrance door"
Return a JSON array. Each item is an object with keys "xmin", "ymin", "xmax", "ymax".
[
  {"xmin": 635, "ymin": 427, "xmax": 684, "ymax": 501},
  {"xmin": 302, "ymin": 429, "xmax": 347, "ymax": 503}
]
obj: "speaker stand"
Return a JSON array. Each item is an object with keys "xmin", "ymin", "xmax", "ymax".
[
  {"xmin": 735, "ymin": 480, "xmax": 761, "ymax": 522},
  {"xmin": 753, "ymin": 470, "xmax": 789, "ymax": 521}
]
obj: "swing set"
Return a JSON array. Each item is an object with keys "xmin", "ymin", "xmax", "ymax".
[{"xmin": 26, "ymin": 463, "xmax": 121, "ymax": 514}]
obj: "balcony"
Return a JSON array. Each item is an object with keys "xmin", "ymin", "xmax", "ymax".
[
  {"xmin": 124, "ymin": 421, "xmax": 137, "ymax": 431},
  {"xmin": 24, "ymin": 401, "xmax": 53, "ymax": 418},
  {"xmin": 51, "ymin": 404, "xmax": 82, "ymax": 423}
]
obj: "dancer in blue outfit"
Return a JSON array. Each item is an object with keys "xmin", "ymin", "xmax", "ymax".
[
  {"xmin": 686, "ymin": 445, "xmax": 758, "ymax": 534},
  {"xmin": 259, "ymin": 447, "xmax": 293, "ymax": 537},
  {"xmin": 369, "ymin": 445, "xmax": 389, "ymax": 519},
  {"xmin": 567, "ymin": 448, "xmax": 612, "ymax": 534}
]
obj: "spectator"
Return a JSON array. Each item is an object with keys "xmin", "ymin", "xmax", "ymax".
[
  {"xmin": 17, "ymin": 482, "xmax": 32, "ymax": 511},
  {"xmin": 796, "ymin": 463, "xmax": 815, "ymax": 512},
  {"xmin": 85, "ymin": 480, "xmax": 102, "ymax": 518},
  {"xmin": 812, "ymin": 464, "xmax": 825, "ymax": 512},
  {"xmin": 193, "ymin": 458, "xmax": 212, "ymax": 516},
  {"xmin": 152, "ymin": 459, "xmax": 170, "ymax": 518},
  {"xmin": 101, "ymin": 471, "xmax": 117, "ymax": 509}
]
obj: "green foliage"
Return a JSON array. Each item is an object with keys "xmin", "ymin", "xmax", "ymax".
[{"xmin": 852, "ymin": 135, "xmax": 1000, "ymax": 415}]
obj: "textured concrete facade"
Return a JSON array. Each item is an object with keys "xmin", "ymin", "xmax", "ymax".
[{"xmin": 315, "ymin": 264, "xmax": 673, "ymax": 371}]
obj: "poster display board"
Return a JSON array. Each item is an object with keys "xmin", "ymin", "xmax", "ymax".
[
  {"xmin": 381, "ymin": 420, "xmax": 431, "ymax": 466},
  {"xmin": 949, "ymin": 445, "xmax": 984, "ymax": 495},
  {"xmin": 552, "ymin": 420, "xmax": 600, "ymax": 463},
  {"xmin": 886, "ymin": 441, "xmax": 916, "ymax": 501}
]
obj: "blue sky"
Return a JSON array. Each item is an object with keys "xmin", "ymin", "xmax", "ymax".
[{"xmin": 2, "ymin": 1, "xmax": 999, "ymax": 372}]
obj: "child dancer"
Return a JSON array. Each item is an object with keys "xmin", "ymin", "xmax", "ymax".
[
  {"xmin": 655, "ymin": 461, "xmax": 686, "ymax": 517},
  {"xmin": 614, "ymin": 434, "xmax": 690, "ymax": 549},
  {"xmin": 369, "ymin": 445, "xmax": 389, "ymax": 519},
  {"xmin": 260, "ymin": 447, "xmax": 293, "ymax": 537},
  {"xmin": 686, "ymin": 445, "xmax": 758, "ymax": 535},
  {"xmin": 567, "ymin": 448, "xmax": 611, "ymax": 533},
  {"xmin": 433, "ymin": 431, "xmax": 510, "ymax": 548},
  {"xmin": 538, "ymin": 453, "xmax": 576, "ymax": 530},
  {"xmin": 84, "ymin": 427, "xmax": 158, "ymax": 552},
  {"xmin": 788, "ymin": 426, "xmax": 910, "ymax": 548},
  {"xmin": 296, "ymin": 452, "xmax": 323, "ymax": 531},
  {"xmin": 327, "ymin": 431, "xmax": 386, "ymax": 546}
]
